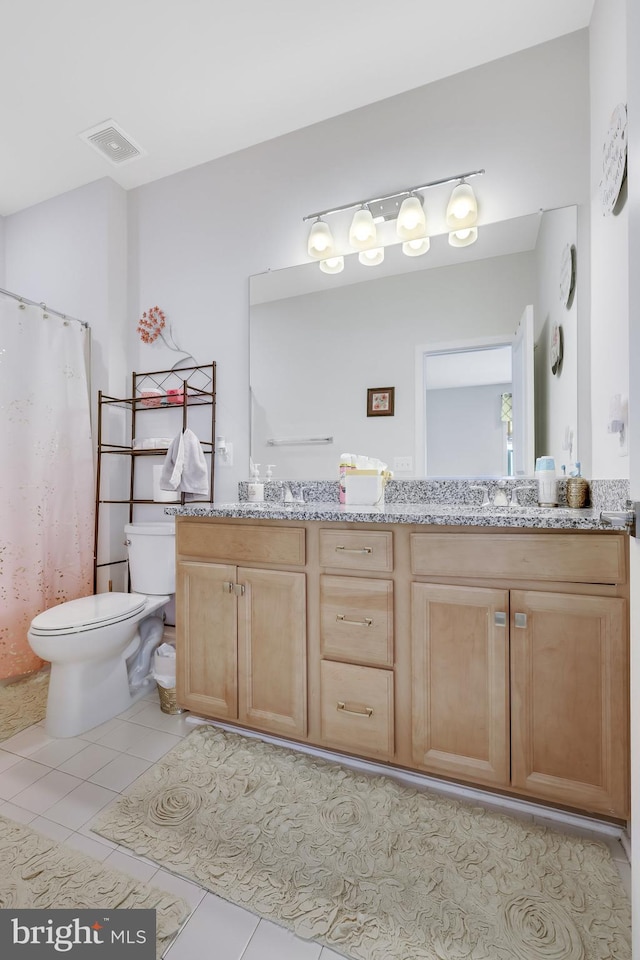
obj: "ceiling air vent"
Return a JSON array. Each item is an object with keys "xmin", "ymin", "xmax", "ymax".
[{"xmin": 79, "ymin": 119, "xmax": 146, "ymax": 166}]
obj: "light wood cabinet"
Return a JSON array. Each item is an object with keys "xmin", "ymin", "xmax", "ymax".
[
  {"xmin": 510, "ymin": 590, "xmax": 628, "ymax": 817},
  {"xmin": 411, "ymin": 583, "xmax": 510, "ymax": 787},
  {"xmin": 176, "ymin": 516, "xmax": 629, "ymax": 819},
  {"xmin": 176, "ymin": 551, "xmax": 306, "ymax": 738},
  {"xmin": 320, "ymin": 660, "xmax": 394, "ymax": 759}
]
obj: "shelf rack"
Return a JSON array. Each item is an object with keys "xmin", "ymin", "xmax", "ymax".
[{"xmin": 93, "ymin": 362, "xmax": 216, "ymax": 591}]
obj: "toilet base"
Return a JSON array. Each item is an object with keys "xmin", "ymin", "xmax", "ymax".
[{"xmin": 44, "ymin": 652, "xmax": 153, "ymax": 738}]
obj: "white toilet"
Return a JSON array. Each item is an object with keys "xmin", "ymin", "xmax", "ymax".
[{"xmin": 28, "ymin": 521, "xmax": 176, "ymax": 738}]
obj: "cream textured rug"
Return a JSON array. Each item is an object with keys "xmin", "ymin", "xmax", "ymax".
[
  {"xmin": 92, "ymin": 726, "xmax": 631, "ymax": 960},
  {"xmin": 0, "ymin": 814, "xmax": 189, "ymax": 958},
  {"xmin": 0, "ymin": 671, "xmax": 49, "ymax": 741}
]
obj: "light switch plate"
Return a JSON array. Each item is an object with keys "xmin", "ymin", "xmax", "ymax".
[{"xmin": 393, "ymin": 456, "xmax": 413, "ymax": 472}]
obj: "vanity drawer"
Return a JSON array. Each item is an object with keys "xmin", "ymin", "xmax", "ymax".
[
  {"xmin": 319, "ymin": 529, "xmax": 393, "ymax": 572},
  {"xmin": 320, "ymin": 660, "xmax": 394, "ymax": 759},
  {"xmin": 177, "ymin": 521, "xmax": 305, "ymax": 566},
  {"xmin": 410, "ymin": 533, "xmax": 626, "ymax": 585},
  {"xmin": 320, "ymin": 575, "xmax": 394, "ymax": 667}
]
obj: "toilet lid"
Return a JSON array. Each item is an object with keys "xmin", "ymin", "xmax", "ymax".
[{"xmin": 30, "ymin": 593, "xmax": 147, "ymax": 633}]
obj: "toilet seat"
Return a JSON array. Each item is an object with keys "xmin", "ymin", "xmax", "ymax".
[{"xmin": 29, "ymin": 593, "xmax": 147, "ymax": 636}]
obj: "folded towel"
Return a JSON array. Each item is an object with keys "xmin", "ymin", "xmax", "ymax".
[{"xmin": 159, "ymin": 429, "xmax": 209, "ymax": 499}]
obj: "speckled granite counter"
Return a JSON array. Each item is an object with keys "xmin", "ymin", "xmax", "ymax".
[{"xmin": 166, "ymin": 500, "xmax": 615, "ymax": 530}]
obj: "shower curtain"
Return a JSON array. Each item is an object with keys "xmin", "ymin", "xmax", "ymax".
[{"xmin": 0, "ymin": 296, "xmax": 94, "ymax": 680}]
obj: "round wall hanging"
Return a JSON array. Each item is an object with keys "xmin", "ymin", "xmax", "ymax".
[
  {"xmin": 559, "ymin": 243, "xmax": 576, "ymax": 308},
  {"xmin": 550, "ymin": 323, "xmax": 563, "ymax": 376},
  {"xmin": 600, "ymin": 103, "xmax": 627, "ymax": 215}
]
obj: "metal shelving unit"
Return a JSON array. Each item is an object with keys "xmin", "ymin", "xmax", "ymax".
[{"xmin": 94, "ymin": 362, "xmax": 216, "ymax": 591}]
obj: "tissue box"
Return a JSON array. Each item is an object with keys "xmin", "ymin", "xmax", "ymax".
[{"xmin": 344, "ymin": 471, "xmax": 385, "ymax": 506}]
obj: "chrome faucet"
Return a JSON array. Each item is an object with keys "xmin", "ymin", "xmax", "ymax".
[{"xmin": 493, "ymin": 480, "xmax": 509, "ymax": 506}]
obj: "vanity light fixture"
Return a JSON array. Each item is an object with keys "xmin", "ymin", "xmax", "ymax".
[
  {"xmin": 402, "ymin": 237, "xmax": 431, "ymax": 257},
  {"xmin": 348, "ymin": 206, "xmax": 377, "ymax": 250},
  {"xmin": 396, "ymin": 194, "xmax": 426, "ymax": 241},
  {"xmin": 358, "ymin": 247, "xmax": 384, "ymax": 266},
  {"xmin": 303, "ymin": 168, "xmax": 484, "ymax": 270},
  {"xmin": 319, "ymin": 256, "xmax": 345, "ymax": 274},
  {"xmin": 446, "ymin": 179, "xmax": 479, "ymax": 246},
  {"xmin": 448, "ymin": 227, "xmax": 478, "ymax": 247},
  {"xmin": 307, "ymin": 218, "xmax": 335, "ymax": 259}
]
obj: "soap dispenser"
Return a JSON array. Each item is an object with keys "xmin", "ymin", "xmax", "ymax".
[{"xmin": 247, "ymin": 463, "xmax": 264, "ymax": 502}]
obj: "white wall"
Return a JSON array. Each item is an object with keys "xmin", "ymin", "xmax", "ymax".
[
  {"xmin": 0, "ymin": 216, "xmax": 5, "ymax": 285},
  {"xmin": 590, "ymin": 0, "xmax": 629, "ymax": 477},
  {"xmin": 426, "ymin": 383, "xmax": 511, "ymax": 476},
  {"xmin": 129, "ymin": 31, "xmax": 589, "ymax": 495},
  {"xmin": 2, "ymin": 31, "xmax": 589, "ymax": 502},
  {"xmin": 251, "ymin": 252, "xmax": 535, "ymax": 478},
  {"xmin": 534, "ymin": 206, "xmax": 579, "ymax": 469}
]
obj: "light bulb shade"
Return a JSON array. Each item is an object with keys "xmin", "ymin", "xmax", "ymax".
[
  {"xmin": 446, "ymin": 183, "xmax": 478, "ymax": 230},
  {"xmin": 358, "ymin": 247, "xmax": 384, "ymax": 266},
  {"xmin": 402, "ymin": 237, "xmax": 431, "ymax": 257},
  {"xmin": 319, "ymin": 256, "xmax": 344, "ymax": 275},
  {"xmin": 307, "ymin": 219, "xmax": 334, "ymax": 258},
  {"xmin": 349, "ymin": 207, "xmax": 377, "ymax": 250},
  {"xmin": 396, "ymin": 196, "xmax": 426, "ymax": 240},
  {"xmin": 448, "ymin": 227, "xmax": 478, "ymax": 247}
]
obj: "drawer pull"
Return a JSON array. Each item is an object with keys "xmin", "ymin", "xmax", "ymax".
[
  {"xmin": 337, "ymin": 700, "xmax": 374, "ymax": 718},
  {"xmin": 336, "ymin": 615, "xmax": 373, "ymax": 627},
  {"xmin": 514, "ymin": 612, "xmax": 527, "ymax": 628},
  {"xmin": 336, "ymin": 545, "xmax": 373, "ymax": 554}
]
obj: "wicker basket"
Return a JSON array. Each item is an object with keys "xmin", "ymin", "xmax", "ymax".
[{"xmin": 157, "ymin": 684, "xmax": 186, "ymax": 715}]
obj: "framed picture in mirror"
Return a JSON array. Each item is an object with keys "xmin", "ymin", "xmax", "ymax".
[{"xmin": 367, "ymin": 387, "xmax": 395, "ymax": 417}]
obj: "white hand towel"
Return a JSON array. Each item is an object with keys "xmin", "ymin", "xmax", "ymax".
[{"xmin": 159, "ymin": 429, "xmax": 209, "ymax": 498}]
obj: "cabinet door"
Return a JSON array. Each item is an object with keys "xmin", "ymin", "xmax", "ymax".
[
  {"xmin": 510, "ymin": 590, "xmax": 628, "ymax": 817},
  {"xmin": 411, "ymin": 583, "xmax": 510, "ymax": 786},
  {"xmin": 238, "ymin": 568, "xmax": 307, "ymax": 738},
  {"xmin": 175, "ymin": 561, "xmax": 238, "ymax": 718}
]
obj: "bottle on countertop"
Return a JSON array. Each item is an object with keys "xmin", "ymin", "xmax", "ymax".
[
  {"xmin": 247, "ymin": 463, "xmax": 264, "ymax": 502},
  {"xmin": 535, "ymin": 456, "xmax": 558, "ymax": 507}
]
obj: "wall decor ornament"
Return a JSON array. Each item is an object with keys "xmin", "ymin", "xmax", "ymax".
[
  {"xmin": 137, "ymin": 306, "xmax": 197, "ymax": 369},
  {"xmin": 559, "ymin": 243, "xmax": 576, "ymax": 308},
  {"xmin": 599, "ymin": 103, "xmax": 627, "ymax": 215},
  {"xmin": 550, "ymin": 323, "xmax": 563, "ymax": 376},
  {"xmin": 367, "ymin": 386, "xmax": 395, "ymax": 417}
]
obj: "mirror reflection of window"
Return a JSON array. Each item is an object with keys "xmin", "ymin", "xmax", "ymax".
[{"xmin": 424, "ymin": 347, "xmax": 512, "ymax": 477}]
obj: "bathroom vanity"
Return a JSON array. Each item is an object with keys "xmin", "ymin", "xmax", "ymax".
[{"xmin": 171, "ymin": 501, "xmax": 629, "ymax": 820}]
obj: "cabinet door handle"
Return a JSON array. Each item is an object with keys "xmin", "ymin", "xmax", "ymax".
[
  {"xmin": 494, "ymin": 612, "xmax": 507, "ymax": 626},
  {"xmin": 234, "ymin": 583, "xmax": 246, "ymax": 597},
  {"xmin": 514, "ymin": 612, "xmax": 527, "ymax": 628},
  {"xmin": 337, "ymin": 701, "xmax": 373, "ymax": 718},
  {"xmin": 336, "ymin": 615, "xmax": 373, "ymax": 627},
  {"xmin": 335, "ymin": 545, "xmax": 373, "ymax": 554},
  {"xmin": 222, "ymin": 581, "xmax": 234, "ymax": 593}
]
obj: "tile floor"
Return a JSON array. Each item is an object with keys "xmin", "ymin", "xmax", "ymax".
[{"xmin": 0, "ymin": 690, "xmax": 631, "ymax": 959}]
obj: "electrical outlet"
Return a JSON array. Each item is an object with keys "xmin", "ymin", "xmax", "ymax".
[
  {"xmin": 218, "ymin": 442, "xmax": 233, "ymax": 466},
  {"xmin": 393, "ymin": 456, "xmax": 413, "ymax": 472}
]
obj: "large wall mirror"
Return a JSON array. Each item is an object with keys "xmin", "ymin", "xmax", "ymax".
[{"xmin": 250, "ymin": 206, "xmax": 578, "ymax": 479}]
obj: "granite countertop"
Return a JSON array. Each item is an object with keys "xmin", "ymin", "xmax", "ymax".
[{"xmin": 166, "ymin": 500, "xmax": 615, "ymax": 531}]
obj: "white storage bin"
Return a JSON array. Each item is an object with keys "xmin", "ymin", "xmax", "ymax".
[{"xmin": 344, "ymin": 472, "xmax": 385, "ymax": 506}]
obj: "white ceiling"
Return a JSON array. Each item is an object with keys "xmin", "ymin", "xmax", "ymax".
[{"xmin": 1, "ymin": 0, "xmax": 594, "ymax": 216}]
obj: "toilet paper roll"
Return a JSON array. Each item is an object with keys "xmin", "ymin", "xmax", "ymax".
[{"xmin": 153, "ymin": 465, "xmax": 180, "ymax": 503}]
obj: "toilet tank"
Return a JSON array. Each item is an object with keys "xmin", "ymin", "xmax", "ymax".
[{"xmin": 124, "ymin": 521, "xmax": 176, "ymax": 595}]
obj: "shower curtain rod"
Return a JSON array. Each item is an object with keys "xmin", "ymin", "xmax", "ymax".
[{"xmin": 0, "ymin": 286, "xmax": 89, "ymax": 328}]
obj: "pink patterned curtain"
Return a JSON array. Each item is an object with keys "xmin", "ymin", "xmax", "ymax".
[{"xmin": 0, "ymin": 297, "xmax": 94, "ymax": 679}]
